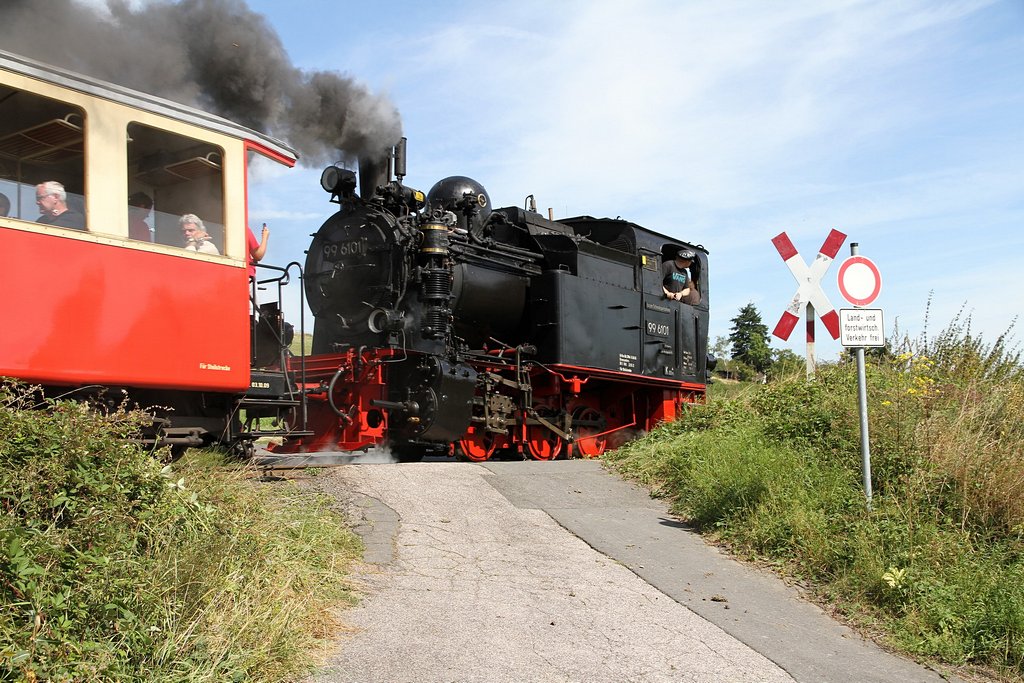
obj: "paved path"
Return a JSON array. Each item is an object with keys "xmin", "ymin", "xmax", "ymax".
[{"xmin": 303, "ymin": 460, "xmax": 959, "ymax": 683}]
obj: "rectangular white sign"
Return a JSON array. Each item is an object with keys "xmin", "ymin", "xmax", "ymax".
[{"xmin": 840, "ymin": 308, "xmax": 885, "ymax": 347}]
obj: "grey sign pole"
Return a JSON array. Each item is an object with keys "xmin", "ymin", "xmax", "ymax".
[{"xmin": 850, "ymin": 243, "xmax": 873, "ymax": 510}]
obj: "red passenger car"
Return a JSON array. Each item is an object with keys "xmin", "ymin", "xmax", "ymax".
[{"xmin": 0, "ymin": 49, "xmax": 297, "ymax": 453}]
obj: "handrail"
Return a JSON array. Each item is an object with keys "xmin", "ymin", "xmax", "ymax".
[{"xmin": 252, "ymin": 260, "xmax": 308, "ymax": 434}]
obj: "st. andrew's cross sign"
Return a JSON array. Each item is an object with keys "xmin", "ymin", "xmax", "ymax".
[{"xmin": 771, "ymin": 229, "xmax": 847, "ymax": 373}]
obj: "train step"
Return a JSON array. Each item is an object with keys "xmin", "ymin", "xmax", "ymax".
[{"xmin": 237, "ymin": 397, "xmax": 303, "ymax": 408}]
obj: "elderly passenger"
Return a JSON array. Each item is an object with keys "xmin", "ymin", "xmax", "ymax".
[
  {"xmin": 36, "ymin": 181, "xmax": 85, "ymax": 230},
  {"xmin": 179, "ymin": 211, "xmax": 219, "ymax": 254},
  {"xmin": 179, "ymin": 213, "xmax": 219, "ymax": 255}
]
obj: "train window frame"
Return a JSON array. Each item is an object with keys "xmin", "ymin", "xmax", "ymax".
[
  {"xmin": 0, "ymin": 84, "xmax": 87, "ymax": 229},
  {"xmin": 127, "ymin": 121, "xmax": 226, "ymax": 252}
]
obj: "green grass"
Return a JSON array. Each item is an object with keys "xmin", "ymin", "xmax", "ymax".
[
  {"xmin": 289, "ymin": 332, "xmax": 314, "ymax": 357},
  {"xmin": 607, "ymin": 320, "xmax": 1024, "ymax": 681},
  {"xmin": 0, "ymin": 383, "xmax": 361, "ymax": 682},
  {"xmin": 707, "ymin": 377, "xmax": 757, "ymax": 402}
]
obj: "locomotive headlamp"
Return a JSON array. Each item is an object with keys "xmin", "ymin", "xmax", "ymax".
[{"xmin": 320, "ymin": 166, "xmax": 356, "ymax": 197}]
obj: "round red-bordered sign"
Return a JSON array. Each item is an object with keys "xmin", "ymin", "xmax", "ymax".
[{"xmin": 837, "ymin": 255, "xmax": 882, "ymax": 306}]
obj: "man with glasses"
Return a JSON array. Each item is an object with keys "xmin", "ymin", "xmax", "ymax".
[{"xmin": 36, "ymin": 181, "xmax": 85, "ymax": 230}]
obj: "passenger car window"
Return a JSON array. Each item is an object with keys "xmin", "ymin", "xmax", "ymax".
[
  {"xmin": 127, "ymin": 122, "xmax": 224, "ymax": 250},
  {"xmin": 0, "ymin": 85, "xmax": 86, "ymax": 228}
]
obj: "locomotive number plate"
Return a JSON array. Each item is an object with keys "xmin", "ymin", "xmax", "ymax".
[
  {"xmin": 322, "ymin": 237, "xmax": 368, "ymax": 260},
  {"xmin": 645, "ymin": 320, "xmax": 670, "ymax": 337}
]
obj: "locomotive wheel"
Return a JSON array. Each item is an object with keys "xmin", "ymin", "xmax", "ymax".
[
  {"xmin": 459, "ymin": 427, "xmax": 497, "ymax": 462},
  {"xmin": 526, "ymin": 409, "xmax": 564, "ymax": 461},
  {"xmin": 571, "ymin": 406, "xmax": 608, "ymax": 458}
]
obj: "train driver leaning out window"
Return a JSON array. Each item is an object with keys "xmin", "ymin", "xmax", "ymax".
[
  {"xmin": 35, "ymin": 181, "xmax": 85, "ymax": 230},
  {"xmin": 662, "ymin": 249, "xmax": 695, "ymax": 302},
  {"xmin": 179, "ymin": 213, "xmax": 220, "ymax": 255}
]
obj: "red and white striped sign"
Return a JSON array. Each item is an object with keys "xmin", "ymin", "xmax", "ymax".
[{"xmin": 771, "ymin": 229, "xmax": 847, "ymax": 341}]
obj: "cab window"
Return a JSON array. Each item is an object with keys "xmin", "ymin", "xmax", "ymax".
[
  {"xmin": 0, "ymin": 85, "xmax": 85, "ymax": 227},
  {"xmin": 127, "ymin": 122, "xmax": 224, "ymax": 251}
]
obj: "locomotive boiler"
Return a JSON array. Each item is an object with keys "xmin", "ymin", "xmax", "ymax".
[{"xmin": 270, "ymin": 144, "xmax": 710, "ymax": 462}]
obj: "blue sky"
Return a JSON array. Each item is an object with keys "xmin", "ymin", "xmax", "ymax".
[{"xmin": 206, "ymin": 1, "xmax": 1024, "ymax": 357}]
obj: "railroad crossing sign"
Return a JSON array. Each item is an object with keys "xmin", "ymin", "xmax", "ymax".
[
  {"xmin": 771, "ymin": 229, "xmax": 847, "ymax": 341},
  {"xmin": 837, "ymin": 255, "xmax": 882, "ymax": 306}
]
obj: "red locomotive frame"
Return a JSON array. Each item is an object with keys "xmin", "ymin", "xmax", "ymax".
[{"xmin": 271, "ymin": 348, "xmax": 704, "ymax": 461}]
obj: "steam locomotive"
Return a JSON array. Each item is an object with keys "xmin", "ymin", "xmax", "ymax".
[{"xmin": 258, "ymin": 144, "xmax": 711, "ymax": 463}]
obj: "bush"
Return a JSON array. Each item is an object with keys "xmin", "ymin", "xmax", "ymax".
[
  {"xmin": 751, "ymin": 377, "xmax": 843, "ymax": 448},
  {"xmin": 0, "ymin": 382, "xmax": 360, "ymax": 682}
]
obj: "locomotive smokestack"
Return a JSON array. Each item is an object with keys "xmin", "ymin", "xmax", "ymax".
[
  {"xmin": 0, "ymin": 0, "xmax": 402, "ymax": 165},
  {"xmin": 359, "ymin": 155, "xmax": 390, "ymax": 200},
  {"xmin": 394, "ymin": 137, "xmax": 408, "ymax": 183}
]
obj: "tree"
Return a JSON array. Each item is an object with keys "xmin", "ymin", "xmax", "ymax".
[
  {"xmin": 710, "ymin": 335, "xmax": 731, "ymax": 361},
  {"xmin": 729, "ymin": 303, "xmax": 772, "ymax": 374},
  {"xmin": 768, "ymin": 348, "xmax": 805, "ymax": 380}
]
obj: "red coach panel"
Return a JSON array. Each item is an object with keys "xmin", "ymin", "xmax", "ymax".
[{"xmin": 2, "ymin": 228, "xmax": 250, "ymax": 392}]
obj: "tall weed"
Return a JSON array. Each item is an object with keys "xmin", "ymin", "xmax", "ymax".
[
  {"xmin": 607, "ymin": 317, "xmax": 1024, "ymax": 678},
  {"xmin": 0, "ymin": 382, "xmax": 360, "ymax": 682}
]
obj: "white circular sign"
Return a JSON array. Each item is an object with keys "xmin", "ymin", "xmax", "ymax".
[{"xmin": 837, "ymin": 255, "xmax": 882, "ymax": 306}]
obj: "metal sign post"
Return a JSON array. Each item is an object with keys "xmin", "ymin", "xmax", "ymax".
[
  {"xmin": 855, "ymin": 345, "xmax": 872, "ymax": 510},
  {"xmin": 838, "ymin": 243, "xmax": 883, "ymax": 510}
]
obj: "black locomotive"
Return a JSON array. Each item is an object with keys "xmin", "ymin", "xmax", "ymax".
[{"xmin": 267, "ymin": 142, "xmax": 709, "ymax": 461}]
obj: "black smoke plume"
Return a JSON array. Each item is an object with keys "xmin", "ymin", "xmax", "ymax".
[{"xmin": 0, "ymin": 0, "xmax": 402, "ymax": 165}]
